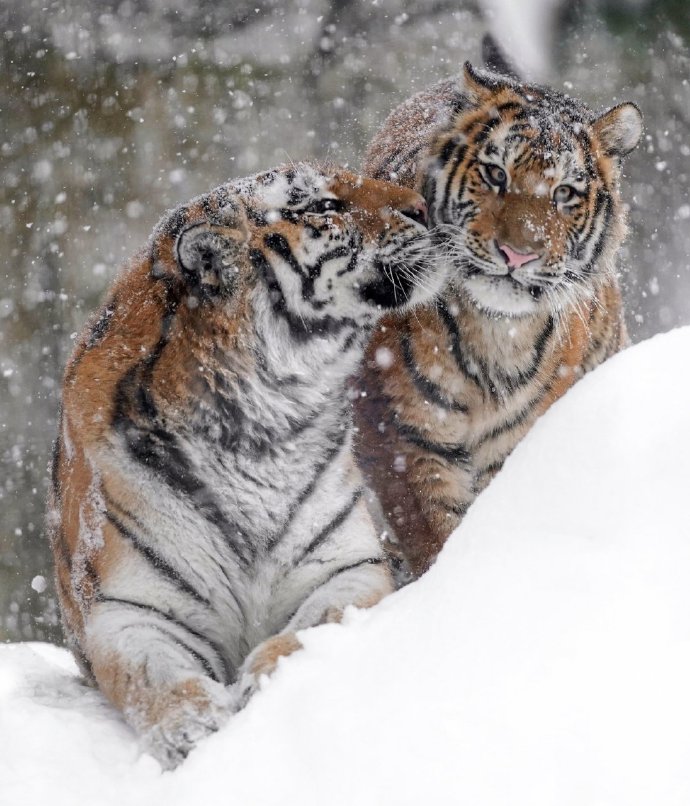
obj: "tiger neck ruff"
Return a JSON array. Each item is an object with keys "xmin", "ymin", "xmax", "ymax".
[
  {"xmin": 356, "ymin": 63, "xmax": 642, "ymax": 577},
  {"xmin": 48, "ymin": 163, "xmax": 445, "ymax": 769}
]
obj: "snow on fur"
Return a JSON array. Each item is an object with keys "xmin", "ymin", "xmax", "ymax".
[{"xmin": 2, "ymin": 327, "xmax": 690, "ymax": 805}]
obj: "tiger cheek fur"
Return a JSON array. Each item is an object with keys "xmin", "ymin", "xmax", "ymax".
[
  {"xmin": 48, "ymin": 163, "xmax": 444, "ymax": 769},
  {"xmin": 356, "ymin": 62, "xmax": 642, "ymax": 578}
]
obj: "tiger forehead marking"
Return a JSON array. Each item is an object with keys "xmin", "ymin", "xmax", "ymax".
[{"xmin": 48, "ymin": 162, "xmax": 445, "ymax": 769}]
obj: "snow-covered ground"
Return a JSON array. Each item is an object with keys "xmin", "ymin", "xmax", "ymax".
[{"xmin": 2, "ymin": 327, "xmax": 690, "ymax": 806}]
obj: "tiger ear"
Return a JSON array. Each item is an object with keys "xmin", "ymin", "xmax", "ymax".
[
  {"xmin": 462, "ymin": 61, "xmax": 511, "ymax": 104},
  {"xmin": 593, "ymin": 103, "xmax": 643, "ymax": 159},
  {"xmin": 176, "ymin": 214, "xmax": 249, "ymax": 299}
]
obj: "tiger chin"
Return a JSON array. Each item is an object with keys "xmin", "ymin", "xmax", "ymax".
[
  {"xmin": 355, "ymin": 61, "xmax": 643, "ymax": 579},
  {"xmin": 47, "ymin": 162, "xmax": 445, "ymax": 769}
]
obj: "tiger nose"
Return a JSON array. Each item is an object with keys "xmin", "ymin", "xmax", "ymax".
[
  {"xmin": 498, "ymin": 242, "xmax": 540, "ymax": 270},
  {"xmin": 399, "ymin": 199, "xmax": 428, "ymax": 229}
]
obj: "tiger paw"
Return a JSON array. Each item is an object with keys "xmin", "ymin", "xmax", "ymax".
[
  {"xmin": 138, "ymin": 678, "xmax": 234, "ymax": 771},
  {"xmin": 231, "ymin": 633, "xmax": 302, "ymax": 712}
]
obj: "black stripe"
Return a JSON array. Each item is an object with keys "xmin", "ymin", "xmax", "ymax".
[
  {"xmin": 147, "ymin": 622, "xmax": 219, "ymax": 682},
  {"xmin": 473, "ymin": 395, "xmax": 542, "ymax": 449},
  {"xmin": 111, "ymin": 306, "xmax": 254, "ymax": 568},
  {"xmin": 438, "ymin": 136, "xmax": 459, "ymax": 165},
  {"xmin": 431, "ymin": 497, "xmax": 471, "ymax": 517},
  {"xmin": 316, "ymin": 557, "xmax": 385, "ymax": 591},
  {"xmin": 116, "ymin": 420, "xmax": 253, "ymax": 566},
  {"xmin": 525, "ymin": 316, "xmax": 555, "ymax": 379},
  {"xmin": 112, "ymin": 302, "xmax": 177, "ymax": 424},
  {"xmin": 392, "ymin": 419, "xmax": 470, "ymax": 464},
  {"xmin": 152, "ymin": 205, "xmax": 190, "ymax": 252},
  {"xmin": 436, "ymin": 301, "xmax": 487, "ymax": 394},
  {"xmin": 85, "ymin": 301, "xmax": 116, "ymax": 350},
  {"xmin": 495, "ymin": 101, "xmax": 526, "ymax": 116},
  {"xmin": 341, "ymin": 330, "xmax": 359, "ymax": 352},
  {"xmin": 574, "ymin": 188, "xmax": 604, "ymax": 260},
  {"xmin": 335, "ymin": 247, "xmax": 360, "ymax": 278},
  {"xmin": 470, "ymin": 115, "xmax": 501, "ymax": 147},
  {"xmin": 266, "ymin": 426, "xmax": 350, "ymax": 552},
  {"xmin": 492, "ymin": 316, "xmax": 554, "ymax": 393},
  {"xmin": 440, "ymin": 144, "xmax": 467, "ymax": 222},
  {"xmin": 444, "ymin": 161, "xmax": 472, "ymax": 227},
  {"xmin": 289, "ymin": 401, "xmax": 349, "ymax": 443},
  {"xmin": 96, "ymin": 595, "xmax": 233, "ymax": 684},
  {"xmin": 106, "ymin": 490, "xmax": 249, "ymax": 624},
  {"xmin": 475, "ymin": 459, "xmax": 505, "ymax": 483},
  {"xmin": 105, "ymin": 509, "xmax": 211, "ymax": 606},
  {"xmin": 374, "ymin": 146, "xmax": 403, "ymax": 176},
  {"xmin": 400, "ymin": 332, "xmax": 469, "ymax": 413},
  {"xmin": 582, "ymin": 194, "xmax": 613, "ymax": 273},
  {"xmin": 264, "ymin": 232, "xmax": 304, "ymax": 277},
  {"xmin": 284, "ymin": 557, "xmax": 385, "ymax": 626},
  {"xmin": 421, "ymin": 171, "xmax": 437, "ymax": 210},
  {"xmin": 294, "ymin": 489, "xmax": 364, "ymax": 565},
  {"xmin": 304, "ymin": 245, "xmax": 351, "ymax": 299},
  {"xmin": 390, "ymin": 142, "xmax": 426, "ymax": 175},
  {"xmin": 374, "ymin": 142, "xmax": 426, "ymax": 179},
  {"xmin": 245, "ymin": 207, "xmax": 268, "ymax": 227},
  {"xmin": 249, "ymin": 248, "xmax": 357, "ymax": 342},
  {"xmin": 201, "ymin": 194, "xmax": 216, "ymax": 220}
]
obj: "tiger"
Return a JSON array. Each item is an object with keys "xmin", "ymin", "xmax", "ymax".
[
  {"xmin": 354, "ymin": 60, "xmax": 643, "ymax": 578},
  {"xmin": 47, "ymin": 162, "xmax": 445, "ymax": 769}
]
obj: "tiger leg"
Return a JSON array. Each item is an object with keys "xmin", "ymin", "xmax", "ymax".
[
  {"xmin": 374, "ymin": 450, "xmax": 476, "ymax": 577},
  {"xmin": 84, "ymin": 599, "xmax": 234, "ymax": 770},
  {"xmin": 233, "ymin": 559, "xmax": 393, "ymax": 708}
]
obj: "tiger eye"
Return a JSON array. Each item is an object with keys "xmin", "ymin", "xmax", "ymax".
[{"xmin": 485, "ymin": 164, "xmax": 507, "ymax": 187}]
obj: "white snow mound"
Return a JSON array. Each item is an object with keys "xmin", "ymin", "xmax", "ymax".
[{"xmin": 2, "ymin": 327, "xmax": 690, "ymax": 806}]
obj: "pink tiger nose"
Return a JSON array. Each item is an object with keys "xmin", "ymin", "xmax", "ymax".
[{"xmin": 498, "ymin": 243, "xmax": 539, "ymax": 270}]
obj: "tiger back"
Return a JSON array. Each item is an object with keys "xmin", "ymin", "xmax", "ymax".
[
  {"xmin": 48, "ymin": 162, "xmax": 444, "ymax": 768},
  {"xmin": 355, "ymin": 63, "xmax": 642, "ymax": 577}
]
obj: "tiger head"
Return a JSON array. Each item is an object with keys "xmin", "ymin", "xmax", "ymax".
[
  {"xmin": 151, "ymin": 163, "xmax": 444, "ymax": 337},
  {"xmin": 424, "ymin": 63, "xmax": 643, "ymax": 317}
]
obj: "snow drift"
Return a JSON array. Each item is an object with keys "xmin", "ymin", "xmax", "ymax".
[{"xmin": 2, "ymin": 327, "xmax": 690, "ymax": 806}]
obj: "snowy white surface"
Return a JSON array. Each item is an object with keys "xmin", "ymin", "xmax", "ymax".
[{"xmin": 2, "ymin": 327, "xmax": 690, "ymax": 806}]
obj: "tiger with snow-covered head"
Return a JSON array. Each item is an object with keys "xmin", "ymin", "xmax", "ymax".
[
  {"xmin": 355, "ymin": 58, "xmax": 643, "ymax": 577},
  {"xmin": 48, "ymin": 162, "xmax": 443, "ymax": 768}
]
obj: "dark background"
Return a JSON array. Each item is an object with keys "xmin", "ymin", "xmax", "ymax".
[{"xmin": 1, "ymin": 0, "xmax": 688, "ymax": 642}]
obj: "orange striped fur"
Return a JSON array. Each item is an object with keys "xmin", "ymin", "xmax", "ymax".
[
  {"xmin": 355, "ymin": 64, "xmax": 642, "ymax": 577},
  {"xmin": 48, "ymin": 163, "xmax": 445, "ymax": 767}
]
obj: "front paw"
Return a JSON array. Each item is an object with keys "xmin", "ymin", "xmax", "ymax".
[
  {"xmin": 231, "ymin": 633, "xmax": 302, "ymax": 712},
  {"xmin": 139, "ymin": 678, "xmax": 234, "ymax": 770},
  {"xmin": 230, "ymin": 669, "xmax": 262, "ymax": 714}
]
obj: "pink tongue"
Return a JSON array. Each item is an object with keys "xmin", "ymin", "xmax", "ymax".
[{"xmin": 499, "ymin": 243, "xmax": 539, "ymax": 269}]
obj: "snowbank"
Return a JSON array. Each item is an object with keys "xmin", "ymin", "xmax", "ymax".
[{"xmin": 3, "ymin": 327, "xmax": 690, "ymax": 806}]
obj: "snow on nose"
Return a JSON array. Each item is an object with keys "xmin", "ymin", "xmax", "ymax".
[{"xmin": 498, "ymin": 243, "xmax": 539, "ymax": 270}]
